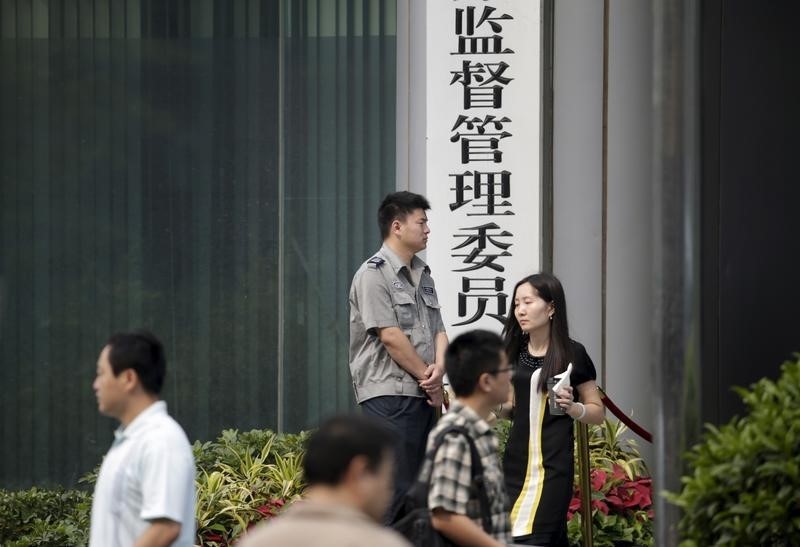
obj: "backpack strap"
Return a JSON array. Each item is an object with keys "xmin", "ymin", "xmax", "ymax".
[{"xmin": 417, "ymin": 425, "xmax": 493, "ymax": 534}]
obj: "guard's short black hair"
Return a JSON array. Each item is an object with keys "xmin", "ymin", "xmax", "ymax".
[
  {"xmin": 445, "ymin": 329, "xmax": 505, "ymax": 397},
  {"xmin": 303, "ymin": 414, "xmax": 396, "ymax": 486},
  {"xmin": 377, "ymin": 191, "xmax": 431, "ymax": 239},
  {"xmin": 106, "ymin": 330, "xmax": 167, "ymax": 395}
]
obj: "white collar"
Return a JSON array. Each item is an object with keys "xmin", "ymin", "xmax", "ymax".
[{"xmin": 113, "ymin": 400, "xmax": 167, "ymax": 443}]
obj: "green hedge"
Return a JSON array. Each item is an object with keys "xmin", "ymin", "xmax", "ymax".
[
  {"xmin": 192, "ymin": 428, "xmax": 308, "ymax": 546},
  {"xmin": 0, "ymin": 428, "xmax": 308, "ymax": 547},
  {"xmin": 0, "ymin": 488, "xmax": 91, "ymax": 547},
  {"xmin": 2, "ymin": 416, "xmax": 658, "ymax": 546},
  {"xmin": 667, "ymin": 355, "xmax": 800, "ymax": 546}
]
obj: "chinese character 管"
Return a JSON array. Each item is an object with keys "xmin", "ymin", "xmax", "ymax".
[{"xmin": 450, "ymin": 115, "xmax": 512, "ymax": 163}]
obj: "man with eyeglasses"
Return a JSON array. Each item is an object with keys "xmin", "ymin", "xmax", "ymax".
[{"xmin": 417, "ymin": 329, "xmax": 514, "ymax": 546}]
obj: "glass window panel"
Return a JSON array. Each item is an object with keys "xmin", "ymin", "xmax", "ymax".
[
  {"xmin": 280, "ymin": 0, "xmax": 396, "ymax": 431},
  {"xmin": 1, "ymin": 0, "xmax": 395, "ymax": 488}
]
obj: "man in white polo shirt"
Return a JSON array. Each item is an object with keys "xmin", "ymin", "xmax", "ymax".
[{"xmin": 90, "ymin": 330, "xmax": 196, "ymax": 547}]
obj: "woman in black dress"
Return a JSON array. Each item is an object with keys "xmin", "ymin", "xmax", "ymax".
[{"xmin": 499, "ymin": 273, "xmax": 605, "ymax": 546}]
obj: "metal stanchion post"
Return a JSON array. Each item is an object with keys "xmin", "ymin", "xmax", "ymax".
[{"xmin": 577, "ymin": 421, "xmax": 593, "ymax": 547}]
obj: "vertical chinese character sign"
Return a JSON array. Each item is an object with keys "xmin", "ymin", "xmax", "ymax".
[{"xmin": 425, "ymin": 1, "xmax": 542, "ymax": 337}]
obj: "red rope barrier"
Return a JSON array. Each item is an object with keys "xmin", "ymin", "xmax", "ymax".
[{"xmin": 598, "ymin": 387, "xmax": 653, "ymax": 443}]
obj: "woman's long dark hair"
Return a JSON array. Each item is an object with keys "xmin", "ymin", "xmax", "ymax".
[{"xmin": 502, "ymin": 272, "xmax": 572, "ymax": 393}]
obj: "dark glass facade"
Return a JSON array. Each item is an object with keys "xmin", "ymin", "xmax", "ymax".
[{"xmin": 0, "ymin": 0, "xmax": 396, "ymax": 488}]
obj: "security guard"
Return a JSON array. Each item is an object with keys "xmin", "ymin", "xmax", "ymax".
[{"xmin": 348, "ymin": 191, "xmax": 448, "ymax": 523}]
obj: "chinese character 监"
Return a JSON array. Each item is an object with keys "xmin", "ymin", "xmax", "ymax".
[{"xmin": 453, "ymin": 6, "xmax": 514, "ymax": 55}]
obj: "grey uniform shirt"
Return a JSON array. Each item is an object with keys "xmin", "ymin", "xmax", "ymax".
[{"xmin": 348, "ymin": 244, "xmax": 446, "ymax": 403}]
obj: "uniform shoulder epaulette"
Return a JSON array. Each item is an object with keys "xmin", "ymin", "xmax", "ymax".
[{"xmin": 367, "ymin": 256, "xmax": 385, "ymax": 269}]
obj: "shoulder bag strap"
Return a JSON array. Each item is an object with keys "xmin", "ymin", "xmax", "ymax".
[{"xmin": 419, "ymin": 425, "xmax": 493, "ymax": 534}]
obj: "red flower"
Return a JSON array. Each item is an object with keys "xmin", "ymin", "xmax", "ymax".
[
  {"xmin": 603, "ymin": 478, "xmax": 651, "ymax": 511},
  {"xmin": 636, "ymin": 479, "xmax": 652, "ymax": 502},
  {"xmin": 202, "ymin": 531, "xmax": 226, "ymax": 545},
  {"xmin": 591, "ymin": 499, "xmax": 609, "ymax": 515},
  {"xmin": 256, "ymin": 504, "xmax": 275, "ymax": 517},
  {"xmin": 567, "ymin": 493, "xmax": 582, "ymax": 519},
  {"xmin": 591, "ymin": 469, "xmax": 607, "ymax": 492},
  {"xmin": 611, "ymin": 463, "xmax": 627, "ymax": 481},
  {"xmin": 571, "ymin": 468, "xmax": 652, "ymax": 522},
  {"xmin": 256, "ymin": 498, "xmax": 288, "ymax": 521},
  {"xmin": 604, "ymin": 490, "xmax": 625, "ymax": 510},
  {"xmin": 630, "ymin": 479, "xmax": 652, "ymax": 508}
]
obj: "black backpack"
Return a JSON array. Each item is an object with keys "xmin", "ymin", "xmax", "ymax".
[{"xmin": 391, "ymin": 425, "xmax": 493, "ymax": 547}]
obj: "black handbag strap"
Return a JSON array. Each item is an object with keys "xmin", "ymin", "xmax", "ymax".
[{"xmin": 417, "ymin": 424, "xmax": 493, "ymax": 534}]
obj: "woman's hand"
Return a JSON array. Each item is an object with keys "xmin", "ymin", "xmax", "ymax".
[
  {"xmin": 555, "ymin": 385, "xmax": 574, "ymax": 411},
  {"xmin": 558, "ymin": 381, "xmax": 606, "ymax": 424}
]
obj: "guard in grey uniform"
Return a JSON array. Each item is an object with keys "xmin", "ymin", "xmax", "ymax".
[{"xmin": 348, "ymin": 191, "xmax": 448, "ymax": 523}]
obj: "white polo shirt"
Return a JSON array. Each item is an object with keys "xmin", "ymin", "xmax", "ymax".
[{"xmin": 90, "ymin": 401, "xmax": 196, "ymax": 547}]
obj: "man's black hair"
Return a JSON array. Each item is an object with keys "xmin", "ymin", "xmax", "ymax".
[
  {"xmin": 377, "ymin": 191, "xmax": 431, "ymax": 239},
  {"xmin": 303, "ymin": 414, "xmax": 396, "ymax": 486},
  {"xmin": 106, "ymin": 329, "xmax": 167, "ymax": 395},
  {"xmin": 445, "ymin": 329, "xmax": 505, "ymax": 397}
]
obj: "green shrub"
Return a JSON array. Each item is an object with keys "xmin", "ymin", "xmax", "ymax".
[
  {"xmin": 666, "ymin": 355, "xmax": 800, "ymax": 546},
  {"xmin": 0, "ymin": 428, "xmax": 309, "ymax": 547},
  {"xmin": 567, "ymin": 418, "xmax": 653, "ymax": 547},
  {"xmin": 493, "ymin": 417, "xmax": 512, "ymax": 459},
  {"xmin": 193, "ymin": 429, "xmax": 308, "ymax": 546},
  {"xmin": 0, "ymin": 487, "xmax": 91, "ymax": 546}
]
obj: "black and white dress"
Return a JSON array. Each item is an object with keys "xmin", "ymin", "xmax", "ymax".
[{"xmin": 502, "ymin": 339, "xmax": 597, "ymax": 546}]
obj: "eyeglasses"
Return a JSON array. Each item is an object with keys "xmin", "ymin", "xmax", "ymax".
[{"xmin": 488, "ymin": 366, "xmax": 514, "ymax": 375}]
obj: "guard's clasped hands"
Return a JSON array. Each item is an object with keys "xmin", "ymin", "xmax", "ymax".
[{"xmin": 420, "ymin": 363, "xmax": 444, "ymax": 407}]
